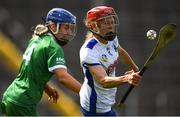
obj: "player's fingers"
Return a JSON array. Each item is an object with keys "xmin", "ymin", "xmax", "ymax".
[
  {"xmin": 48, "ymin": 96, "xmax": 52, "ymax": 101},
  {"xmin": 127, "ymin": 74, "xmax": 141, "ymax": 86},
  {"xmin": 132, "ymin": 77, "xmax": 141, "ymax": 82},
  {"xmin": 128, "ymin": 79, "xmax": 137, "ymax": 86},
  {"xmin": 53, "ymin": 90, "xmax": 59, "ymax": 103},
  {"xmin": 131, "ymin": 80, "xmax": 140, "ymax": 86},
  {"xmin": 124, "ymin": 70, "xmax": 134, "ymax": 75},
  {"xmin": 132, "ymin": 73, "xmax": 141, "ymax": 80},
  {"xmin": 53, "ymin": 98, "xmax": 56, "ymax": 103},
  {"xmin": 52, "ymin": 96, "xmax": 57, "ymax": 103},
  {"xmin": 56, "ymin": 91, "xmax": 59, "ymax": 101},
  {"xmin": 134, "ymin": 73, "xmax": 141, "ymax": 78},
  {"xmin": 131, "ymin": 76, "xmax": 141, "ymax": 86}
]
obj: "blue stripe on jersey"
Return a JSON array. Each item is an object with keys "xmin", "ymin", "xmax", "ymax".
[
  {"xmin": 85, "ymin": 69, "xmax": 97, "ymax": 113},
  {"xmin": 86, "ymin": 39, "xmax": 98, "ymax": 49}
]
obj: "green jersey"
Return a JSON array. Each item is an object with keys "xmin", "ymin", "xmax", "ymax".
[{"xmin": 3, "ymin": 33, "xmax": 66, "ymax": 107}]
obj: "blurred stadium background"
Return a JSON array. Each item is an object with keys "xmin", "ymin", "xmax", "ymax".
[{"xmin": 0, "ymin": 0, "xmax": 180, "ymax": 116}]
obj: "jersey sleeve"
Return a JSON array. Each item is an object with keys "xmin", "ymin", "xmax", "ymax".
[
  {"xmin": 80, "ymin": 47, "xmax": 101, "ymax": 68},
  {"xmin": 47, "ymin": 43, "xmax": 67, "ymax": 72}
]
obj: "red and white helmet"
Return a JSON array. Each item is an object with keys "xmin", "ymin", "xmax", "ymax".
[{"xmin": 85, "ymin": 6, "xmax": 119, "ymax": 41}]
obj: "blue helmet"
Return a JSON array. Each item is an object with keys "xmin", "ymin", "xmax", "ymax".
[{"xmin": 46, "ymin": 8, "xmax": 76, "ymax": 24}]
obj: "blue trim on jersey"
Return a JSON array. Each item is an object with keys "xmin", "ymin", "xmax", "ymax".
[
  {"xmin": 82, "ymin": 63, "xmax": 101, "ymax": 69},
  {"xmin": 85, "ymin": 39, "xmax": 98, "ymax": 49},
  {"xmin": 85, "ymin": 69, "xmax": 97, "ymax": 113},
  {"xmin": 113, "ymin": 44, "xmax": 118, "ymax": 52},
  {"xmin": 85, "ymin": 63, "xmax": 101, "ymax": 66},
  {"xmin": 83, "ymin": 63, "xmax": 101, "ymax": 67}
]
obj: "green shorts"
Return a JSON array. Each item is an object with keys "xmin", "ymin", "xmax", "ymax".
[{"xmin": 1, "ymin": 99, "xmax": 37, "ymax": 116}]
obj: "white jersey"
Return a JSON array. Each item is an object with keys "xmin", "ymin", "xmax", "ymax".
[{"xmin": 79, "ymin": 36, "xmax": 120, "ymax": 113}]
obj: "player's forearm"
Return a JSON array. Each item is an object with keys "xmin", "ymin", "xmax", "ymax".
[
  {"xmin": 58, "ymin": 74, "xmax": 81, "ymax": 93},
  {"xmin": 54, "ymin": 68, "xmax": 82, "ymax": 93},
  {"xmin": 99, "ymin": 76, "xmax": 128, "ymax": 88},
  {"xmin": 130, "ymin": 63, "xmax": 139, "ymax": 72}
]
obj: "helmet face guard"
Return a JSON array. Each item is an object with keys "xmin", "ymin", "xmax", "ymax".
[
  {"xmin": 59, "ymin": 23, "xmax": 77, "ymax": 42},
  {"xmin": 46, "ymin": 8, "xmax": 77, "ymax": 45},
  {"xmin": 90, "ymin": 15, "xmax": 119, "ymax": 41},
  {"xmin": 85, "ymin": 6, "xmax": 119, "ymax": 41},
  {"xmin": 48, "ymin": 22, "xmax": 77, "ymax": 41}
]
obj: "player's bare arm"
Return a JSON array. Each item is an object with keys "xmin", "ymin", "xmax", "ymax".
[
  {"xmin": 118, "ymin": 46, "xmax": 139, "ymax": 72},
  {"xmin": 88, "ymin": 65, "xmax": 141, "ymax": 88},
  {"xmin": 54, "ymin": 68, "xmax": 81, "ymax": 93}
]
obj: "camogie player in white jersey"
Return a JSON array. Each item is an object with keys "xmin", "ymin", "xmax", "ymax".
[{"xmin": 79, "ymin": 6, "xmax": 141, "ymax": 116}]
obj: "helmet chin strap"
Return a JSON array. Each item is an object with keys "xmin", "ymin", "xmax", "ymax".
[
  {"xmin": 103, "ymin": 32, "xmax": 117, "ymax": 41},
  {"xmin": 89, "ymin": 29, "xmax": 116, "ymax": 41}
]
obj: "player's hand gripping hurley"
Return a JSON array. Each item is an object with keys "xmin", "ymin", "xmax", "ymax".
[{"xmin": 118, "ymin": 23, "xmax": 177, "ymax": 107}]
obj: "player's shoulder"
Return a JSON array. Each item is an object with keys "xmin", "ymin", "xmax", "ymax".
[
  {"xmin": 81, "ymin": 37, "xmax": 99, "ymax": 50},
  {"xmin": 85, "ymin": 38, "xmax": 99, "ymax": 49},
  {"xmin": 40, "ymin": 33, "xmax": 63, "ymax": 50},
  {"xmin": 41, "ymin": 33, "xmax": 54, "ymax": 42},
  {"xmin": 43, "ymin": 33, "xmax": 59, "ymax": 45},
  {"xmin": 80, "ymin": 39, "xmax": 98, "ymax": 55},
  {"xmin": 80, "ymin": 38, "xmax": 100, "ymax": 59}
]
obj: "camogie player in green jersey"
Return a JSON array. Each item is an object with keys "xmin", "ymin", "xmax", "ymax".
[{"xmin": 1, "ymin": 8, "xmax": 81, "ymax": 116}]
